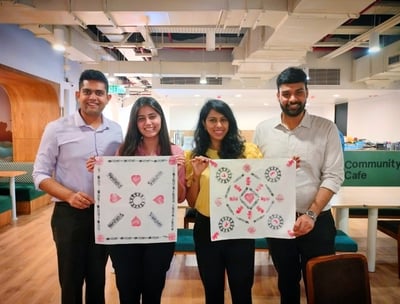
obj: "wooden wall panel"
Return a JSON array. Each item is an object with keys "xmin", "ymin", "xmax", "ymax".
[{"xmin": 0, "ymin": 64, "xmax": 60, "ymax": 161}]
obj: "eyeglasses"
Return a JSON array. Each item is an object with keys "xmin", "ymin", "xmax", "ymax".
[{"xmin": 81, "ymin": 88, "xmax": 106, "ymax": 97}]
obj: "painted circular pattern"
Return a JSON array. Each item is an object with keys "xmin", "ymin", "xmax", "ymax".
[
  {"xmin": 129, "ymin": 192, "xmax": 146, "ymax": 209},
  {"xmin": 218, "ymin": 216, "xmax": 235, "ymax": 232},
  {"xmin": 264, "ymin": 166, "xmax": 282, "ymax": 183},
  {"xmin": 267, "ymin": 214, "xmax": 284, "ymax": 230},
  {"xmin": 216, "ymin": 167, "xmax": 233, "ymax": 184}
]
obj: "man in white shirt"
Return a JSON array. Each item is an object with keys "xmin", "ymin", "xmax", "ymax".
[{"xmin": 253, "ymin": 67, "xmax": 344, "ymax": 304}]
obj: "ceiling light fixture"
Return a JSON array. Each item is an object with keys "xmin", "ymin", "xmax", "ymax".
[
  {"xmin": 108, "ymin": 72, "xmax": 116, "ymax": 83},
  {"xmin": 368, "ymin": 31, "xmax": 380, "ymax": 54},
  {"xmin": 53, "ymin": 26, "xmax": 66, "ymax": 52}
]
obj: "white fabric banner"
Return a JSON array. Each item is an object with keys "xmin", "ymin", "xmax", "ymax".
[
  {"xmin": 93, "ymin": 156, "xmax": 178, "ymax": 244},
  {"xmin": 209, "ymin": 158, "xmax": 296, "ymax": 241}
]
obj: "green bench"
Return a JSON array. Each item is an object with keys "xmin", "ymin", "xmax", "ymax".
[
  {"xmin": 0, "ymin": 195, "xmax": 12, "ymax": 228},
  {"xmin": 175, "ymin": 228, "xmax": 358, "ymax": 253},
  {"xmin": 0, "ymin": 162, "xmax": 50, "ymax": 214}
]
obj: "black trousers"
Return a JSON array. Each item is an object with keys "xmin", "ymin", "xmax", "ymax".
[
  {"xmin": 267, "ymin": 210, "xmax": 336, "ymax": 304},
  {"xmin": 108, "ymin": 242, "xmax": 175, "ymax": 304},
  {"xmin": 51, "ymin": 202, "xmax": 108, "ymax": 304},
  {"xmin": 194, "ymin": 212, "xmax": 255, "ymax": 304}
]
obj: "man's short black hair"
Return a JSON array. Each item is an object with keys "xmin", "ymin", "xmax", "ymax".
[
  {"xmin": 78, "ymin": 69, "xmax": 109, "ymax": 92},
  {"xmin": 276, "ymin": 67, "xmax": 308, "ymax": 91}
]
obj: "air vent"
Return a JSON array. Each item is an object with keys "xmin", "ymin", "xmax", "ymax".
[
  {"xmin": 308, "ymin": 69, "xmax": 340, "ymax": 85},
  {"xmin": 388, "ymin": 54, "xmax": 400, "ymax": 66},
  {"xmin": 160, "ymin": 77, "xmax": 222, "ymax": 85}
]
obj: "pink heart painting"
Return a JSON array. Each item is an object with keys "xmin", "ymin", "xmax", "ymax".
[
  {"xmin": 243, "ymin": 163, "xmax": 251, "ymax": 173},
  {"xmin": 214, "ymin": 197, "xmax": 222, "ymax": 207},
  {"xmin": 153, "ymin": 195, "xmax": 165, "ymax": 204},
  {"xmin": 109, "ymin": 193, "xmax": 122, "ymax": 203},
  {"xmin": 244, "ymin": 192, "xmax": 255, "ymax": 204},
  {"xmin": 96, "ymin": 234, "xmax": 105, "ymax": 243},
  {"xmin": 169, "ymin": 156, "xmax": 177, "ymax": 165},
  {"xmin": 248, "ymin": 226, "xmax": 256, "ymax": 234},
  {"xmin": 95, "ymin": 156, "xmax": 104, "ymax": 166},
  {"xmin": 168, "ymin": 232, "xmax": 176, "ymax": 241},
  {"xmin": 131, "ymin": 216, "xmax": 141, "ymax": 227},
  {"xmin": 131, "ymin": 175, "xmax": 141, "ymax": 185}
]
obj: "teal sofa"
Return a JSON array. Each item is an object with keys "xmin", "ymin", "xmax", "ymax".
[
  {"xmin": 0, "ymin": 195, "xmax": 12, "ymax": 228},
  {"xmin": 0, "ymin": 162, "xmax": 49, "ymax": 214},
  {"xmin": 175, "ymin": 228, "xmax": 358, "ymax": 253}
]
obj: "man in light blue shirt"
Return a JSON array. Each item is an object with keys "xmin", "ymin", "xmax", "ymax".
[
  {"xmin": 253, "ymin": 67, "xmax": 344, "ymax": 304},
  {"xmin": 33, "ymin": 69, "xmax": 123, "ymax": 304}
]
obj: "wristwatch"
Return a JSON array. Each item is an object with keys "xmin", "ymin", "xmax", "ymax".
[{"xmin": 305, "ymin": 210, "xmax": 317, "ymax": 221}]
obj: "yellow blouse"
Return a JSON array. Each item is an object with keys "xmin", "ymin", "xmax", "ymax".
[{"xmin": 185, "ymin": 142, "xmax": 263, "ymax": 217}]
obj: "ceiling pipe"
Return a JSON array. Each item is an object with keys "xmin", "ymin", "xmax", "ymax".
[
  {"xmin": 322, "ymin": 12, "xmax": 400, "ymax": 60},
  {"xmin": 319, "ymin": 0, "xmax": 382, "ymax": 54}
]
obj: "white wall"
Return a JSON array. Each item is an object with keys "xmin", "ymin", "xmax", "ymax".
[
  {"xmin": 105, "ymin": 94, "xmax": 400, "ymax": 145},
  {"xmin": 167, "ymin": 101, "xmax": 335, "ymax": 132},
  {"xmin": 348, "ymin": 96, "xmax": 400, "ymax": 143}
]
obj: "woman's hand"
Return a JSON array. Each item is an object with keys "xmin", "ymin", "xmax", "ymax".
[
  {"xmin": 175, "ymin": 154, "xmax": 185, "ymax": 167},
  {"xmin": 191, "ymin": 156, "xmax": 210, "ymax": 177}
]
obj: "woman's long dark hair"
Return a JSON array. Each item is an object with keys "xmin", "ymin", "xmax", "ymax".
[
  {"xmin": 192, "ymin": 99, "xmax": 245, "ymax": 159},
  {"xmin": 119, "ymin": 97, "xmax": 172, "ymax": 156}
]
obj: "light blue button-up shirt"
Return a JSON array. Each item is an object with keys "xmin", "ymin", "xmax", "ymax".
[{"xmin": 33, "ymin": 111, "xmax": 123, "ymax": 201}]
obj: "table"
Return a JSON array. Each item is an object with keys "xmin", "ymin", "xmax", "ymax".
[
  {"xmin": 0, "ymin": 171, "xmax": 27, "ymax": 221},
  {"xmin": 330, "ymin": 186, "xmax": 400, "ymax": 272}
]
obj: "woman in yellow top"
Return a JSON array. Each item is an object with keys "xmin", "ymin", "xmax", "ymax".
[{"xmin": 185, "ymin": 99, "xmax": 262, "ymax": 304}]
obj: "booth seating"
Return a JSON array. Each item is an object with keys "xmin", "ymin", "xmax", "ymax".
[
  {"xmin": 0, "ymin": 162, "xmax": 50, "ymax": 215},
  {"xmin": 175, "ymin": 228, "xmax": 358, "ymax": 253},
  {"xmin": 377, "ymin": 220, "xmax": 400, "ymax": 278},
  {"xmin": 0, "ymin": 195, "xmax": 12, "ymax": 228}
]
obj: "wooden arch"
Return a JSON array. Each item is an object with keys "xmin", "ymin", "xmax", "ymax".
[{"xmin": 0, "ymin": 64, "xmax": 60, "ymax": 161}]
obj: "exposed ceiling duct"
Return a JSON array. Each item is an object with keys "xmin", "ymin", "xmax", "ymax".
[{"xmin": 0, "ymin": 0, "xmax": 399, "ymax": 106}]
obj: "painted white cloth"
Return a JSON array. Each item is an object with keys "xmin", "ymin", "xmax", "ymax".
[
  {"xmin": 93, "ymin": 156, "xmax": 178, "ymax": 244},
  {"xmin": 209, "ymin": 158, "xmax": 296, "ymax": 241}
]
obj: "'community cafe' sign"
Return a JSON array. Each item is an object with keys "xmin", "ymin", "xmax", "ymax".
[{"xmin": 343, "ymin": 151, "xmax": 400, "ymax": 186}]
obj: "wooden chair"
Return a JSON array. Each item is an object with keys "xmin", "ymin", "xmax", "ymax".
[{"xmin": 306, "ymin": 253, "xmax": 371, "ymax": 304}]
